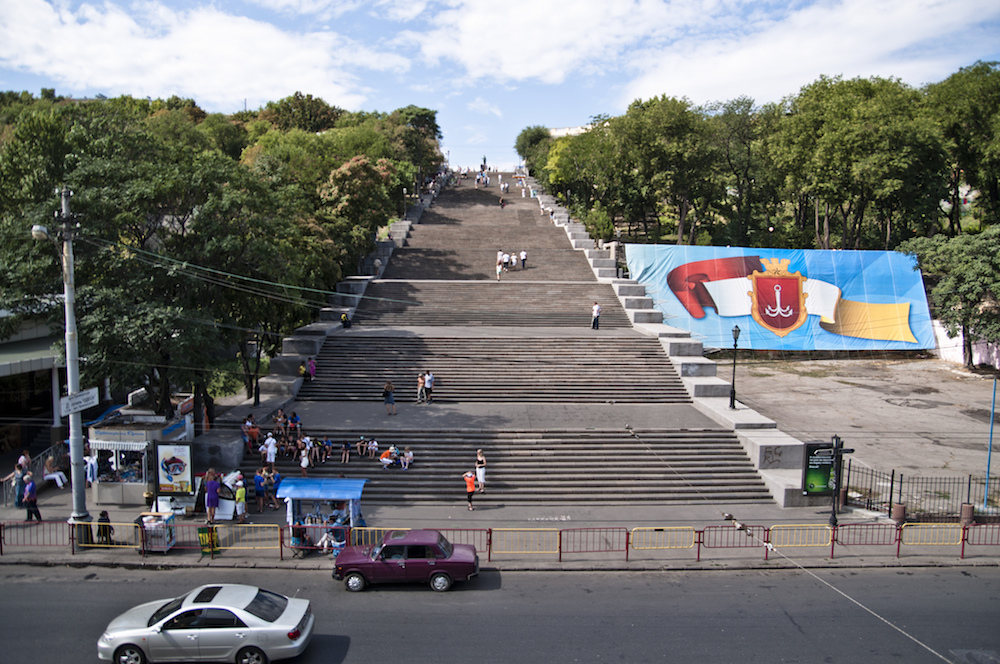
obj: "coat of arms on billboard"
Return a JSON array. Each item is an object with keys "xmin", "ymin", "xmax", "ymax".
[{"xmin": 749, "ymin": 258, "xmax": 808, "ymax": 337}]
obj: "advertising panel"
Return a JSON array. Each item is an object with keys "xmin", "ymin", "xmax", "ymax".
[
  {"xmin": 802, "ymin": 443, "xmax": 836, "ymax": 496},
  {"xmin": 156, "ymin": 442, "xmax": 193, "ymax": 495},
  {"xmin": 625, "ymin": 245, "xmax": 935, "ymax": 351}
]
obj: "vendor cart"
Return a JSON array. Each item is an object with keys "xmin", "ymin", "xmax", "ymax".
[
  {"xmin": 135, "ymin": 511, "xmax": 176, "ymax": 554},
  {"xmin": 276, "ymin": 478, "xmax": 367, "ymax": 528}
]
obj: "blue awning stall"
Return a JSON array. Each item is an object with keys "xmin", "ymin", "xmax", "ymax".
[{"xmin": 276, "ymin": 478, "xmax": 368, "ymax": 528}]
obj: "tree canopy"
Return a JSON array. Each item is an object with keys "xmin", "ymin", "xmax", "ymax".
[{"xmin": 0, "ymin": 91, "xmax": 442, "ymax": 415}]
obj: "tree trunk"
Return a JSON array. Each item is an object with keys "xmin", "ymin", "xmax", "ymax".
[
  {"xmin": 963, "ymin": 325, "xmax": 974, "ymax": 368},
  {"xmin": 676, "ymin": 197, "xmax": 689, "ymax": 245}
]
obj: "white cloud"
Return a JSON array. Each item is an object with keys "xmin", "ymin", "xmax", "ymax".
[
  {"xmin": 621, "ymin": 0, "xmax": 1000, "ymax": 106},
  {"xmin": 406, "ymin": 0, "xmax": 691, "ymax": 84},
  {"xmin": 0, "ymin": 0, "xmax": 410, "ymax": 111},
  {"xmin": 467, "ymin": 96, "xmax": 502, "ymax": 117}
]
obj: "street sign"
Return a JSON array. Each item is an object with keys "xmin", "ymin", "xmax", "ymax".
[{"xmin": 60, "ymin": 387, "xmax": 99, "ymax": 416}]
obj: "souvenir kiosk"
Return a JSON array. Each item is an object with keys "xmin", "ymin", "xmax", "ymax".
[{"xmin": 277, "ymin": 478, "xmax": 368, "ymax": 529}]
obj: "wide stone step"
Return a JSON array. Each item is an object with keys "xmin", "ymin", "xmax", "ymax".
[
  {"xmin": 297, "ymin": 336, "xmax": 690, "ymax": 403},
  {"xmin": 257, "ymin": 427, "xmax": 769, "ymax": 505}
]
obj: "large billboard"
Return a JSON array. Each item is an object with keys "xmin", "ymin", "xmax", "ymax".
[{"xmin": 625, "ymin": 245, "xmax": 934, "ymax": 351}]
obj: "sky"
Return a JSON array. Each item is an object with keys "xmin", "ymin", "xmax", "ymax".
[{"xmin": 0, "ymin": 0, "xmax": 998, "ymax": 171}]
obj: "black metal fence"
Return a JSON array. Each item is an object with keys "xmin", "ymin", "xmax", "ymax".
[{"xmin": 844, "ymin": 460, "xmax": 999, "ymax": 519}]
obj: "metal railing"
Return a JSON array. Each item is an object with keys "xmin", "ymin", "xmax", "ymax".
[
  {"xmin": 845, "ymin": 461, "xmax": 1000, "ymax": 518},
  {"xmin": 2, "ymin": 441, "xmax": 69, "ymax": 507},
  {"xmin": 3, "ymin": 520, "xmax": 1000, "ymax": 562}
]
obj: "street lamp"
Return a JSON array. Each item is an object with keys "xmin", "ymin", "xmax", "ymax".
[
  {"xmin": 729, "ymin": 325, "xmax": 741, "ymax": 410},
  {"xmin": 31, "ymin": 185, "xmax": 90, "ymax": 525}
]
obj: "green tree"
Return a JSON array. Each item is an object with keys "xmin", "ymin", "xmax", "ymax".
[
  {"xmin": 902, "ymin": 227, "xmax": 1000, "ymax": 366},
  {"xmin": 261, "ymin": 91, "xmax": 343, "ymax": 133},
  {"xmin": 925, "ymin": 61, "xmax": 1000, "ymax": 232}
]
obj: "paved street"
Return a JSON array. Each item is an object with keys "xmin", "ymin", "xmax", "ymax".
[{"xmin": 3, "ymin": 565, "xmax": 997, "ymax": 663}]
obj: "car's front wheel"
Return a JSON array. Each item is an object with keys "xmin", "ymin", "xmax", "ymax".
[
  {"xmin": 429, "ymin": 572, "xmax": 453, "ymax": 592},
  {"xmin": 113, "ymin": 644, "xmax": 147, "ymax": 664},
  {"xmin": 236, "ymin": 646, "xmax": 269, "ymax": 664},
  {"xmin": 345, "ymin": 571, "xmax": 366, "ymax": 592}
]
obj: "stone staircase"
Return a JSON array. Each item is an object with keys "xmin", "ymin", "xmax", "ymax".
[
  {"xmin": 353, "ymin": 281, "xmax": 632, "ymax": 328},
  {"xmin": 268, "ymin": 429, "xmax": 772, "ymax": 505},
  {"xmin": 260, "ymin": 173, "xmax": 778, "ymax": 506},
  {"xmin": 296, "ymin": 335, "xmax": 691, "ymax": 403}
]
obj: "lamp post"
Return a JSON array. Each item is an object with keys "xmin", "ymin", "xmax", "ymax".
[
  {"xmin": 31, "ymin": 185, "xmax": 90, "ymax": 524},
  {"xmin": 729, "ymin": 325, "xmax": 741, "ymax": 410}
]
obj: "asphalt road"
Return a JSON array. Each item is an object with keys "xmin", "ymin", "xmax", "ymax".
[{"xmin": 3, "ymin": 565, "xmax": 998, "ymax": 663}]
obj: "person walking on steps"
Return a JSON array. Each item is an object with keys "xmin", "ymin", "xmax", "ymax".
[
  {"xmin": 475, "ymin": 449, "xmax": 487, "ymax": 493},
  {"xmin": 383, "ymin": 380, "xmax": 396, "ymax": 415},
  {"xmin": 464, "ymin": 471, "xmax": 476, "ymax": 510},
  {"xmin": 591, "ymin": 301, "xmax": 602, "ymax": 329}
]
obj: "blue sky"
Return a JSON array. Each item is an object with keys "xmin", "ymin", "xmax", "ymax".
[{"xmin": 1, "ymin": 0, "xmax": 998, "ymax": 170}]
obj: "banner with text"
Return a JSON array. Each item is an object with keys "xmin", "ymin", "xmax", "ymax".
[{"xmin": 625, "ymin": 245, "xmax": 934, "ymax": 351}]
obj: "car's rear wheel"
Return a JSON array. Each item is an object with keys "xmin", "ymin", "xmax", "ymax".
[
  {"xmin": 345, "ymin": 571, "xmax": 366, "ymax": 592},
  {"xmin": 429, "ymin": 572, "xmax": 453, "ymax": 592},
  {"xmin": 113, "ymin": 645, "xmax": 146, "ymax": 664},
  {"xmin": 236, "ymin": 646, "xmax": 269, "ymax": 664}
]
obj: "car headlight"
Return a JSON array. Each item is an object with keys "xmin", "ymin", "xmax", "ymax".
[{"xmin": 100, "ymin": 632, "xmax": 113, "ymax": 643}]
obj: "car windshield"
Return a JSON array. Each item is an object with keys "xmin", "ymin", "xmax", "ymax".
[
  {"xmin": 149, "ymin": 596, "xmax": 185, "ymax": 627},
  {"xmin": 244, "ymin": 589, "xmax": 288, "ymax": 623},
  {"xmin": 436, "ymin": 533, "xmax": 453, "ymax": 557}
]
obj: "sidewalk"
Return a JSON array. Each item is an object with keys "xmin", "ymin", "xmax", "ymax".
[{"xmin": 3, "ymin": 482, "xmax": 998, "ymax": 572}]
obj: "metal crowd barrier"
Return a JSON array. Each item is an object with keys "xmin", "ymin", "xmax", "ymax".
[
  {"xmin": 3, "ymin": 521, "xmax": 1000, "ymax": 563},
  {"xmin": 559, "ymin": 527, "xmax": 629, "ymax": 562}
]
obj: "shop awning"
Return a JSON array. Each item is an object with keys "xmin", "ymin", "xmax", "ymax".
[
  {"xmin": 88, "ymin": 440, "xmax": 150, "ymax": 452},
  {"xmin": 277, "ymin": 478, "xmax": 367, "ymax": 501}
]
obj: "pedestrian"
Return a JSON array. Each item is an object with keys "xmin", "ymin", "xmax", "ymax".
[
  {"xmin": 416, "ymin": 372, "xmax": 426, "ymax": 403},
  {"xmin": 341, "ymin": 439, "xmax": 351, "ymax": 464},
  {"xmin": 97, "ymin": 510, "xmax": 114, "ymax": 545},
  {"xmin": 235, "ymin": 480, "xmax": 247, "ymax": 524},
  {"xmin": 263, "ymin": 468, "xmax": 279, "ymax": 510},
  {"xmin": 367, "ymin": 438, "xmax": 379, "ymax": 459},
  {"xmin": 496, "ymin": 261, "xmax": 502, "ymax": 281},
  {"xmin": 356, "ymin": 436, "xmax": 368, "ymax": 458},
  {"xmin": 373, "ymin": 257, "xmax": 383, "ymax": 277},
  {"xmin": 424, "ymin": 371, "xmax": 435, "ymax": 403},
  {"xmin": 298, "ymin": 361, "xmax": 307, "ymax": 381},
  {"xmin": 500, "ymin": 196, "xmax": 505, "ymax": 209},
  {"xmin": 241, "ymin": 414, "xmax": 259, "ymax": 454},
  {"xmin": 591, "ymin": 301, "xmax": 602, "ymax": 329},
  {"xmin": 502, "ymin": 252, "xmax": 510, "ymax": 271},
  {"xmin": 300, "ymin": 446, "xmax": 309, "ymax": 477},
  {"xmin": 475, "ymin": 449, "xmax": 487, "ymax": 493},
  {"xmin": 254, "ymin": 468, "xmax": 266, "ymax": 513},
  {"xmin": 262, "ymin": 432, "xmax": 277, "ymax": 471},
  {"xmin": 23, "ymin": 471, "xmax": 42, "ymax": 522},
  {"xmin": 5, "ymin": 463, "xmax": 26, "ymax": 508},
  {"xmin": 464, "ymin": 471, "xmax": 476, "ymax": 511},
  {"xmin": 17, "ymin": 448, "xmax": 30, "ymax": 469},
  {"xmin": 307, "ymin": 357, "xmax": 317, "ymax": 382},
  {"xmin": 204, "ymin": 469, "xmax": 220, "ymax": 524},
  {"xmin": 341, "ymin": 312, "xmax": 352, "ymax": 328},
  {"xmin": 520, "ymin": 249, "xmax": 527, "ymax": 270},
  {"xmin": 401, "ymin": 446, "xmax": 414, "ymax": 470},
  {"xmin": 383, "ymin": 380, "xmax": 396, "ymax": 415}
]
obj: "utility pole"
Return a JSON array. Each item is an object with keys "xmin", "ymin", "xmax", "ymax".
[{"xmin": 32, "ymin": 186, "xmax": 90, "ymax": 525}]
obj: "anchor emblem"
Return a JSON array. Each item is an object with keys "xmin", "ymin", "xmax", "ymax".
[
  {"xmin": 764, "ymin": 284, "xmax": 794, "ymax": 318},
  {"xmin": 749, "ymin": 259, "xmax": 808, "ymax": 337}
]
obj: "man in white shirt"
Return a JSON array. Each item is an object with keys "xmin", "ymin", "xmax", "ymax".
[
  {"xmin": 592, "ymin": 302, "xmax": 602, "ymax": 329},
  {"xmin": 424, "ymin": 371, "xmax": 435, "ymax": 403}
]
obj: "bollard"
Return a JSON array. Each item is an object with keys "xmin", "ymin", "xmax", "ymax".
[
  {"xmin": 891, "ymin": 503, "xmax": 907, "ymax": 525},
  {"xmin": 960, "ymin": 503, "xmax": 975, "ymax": 527}
]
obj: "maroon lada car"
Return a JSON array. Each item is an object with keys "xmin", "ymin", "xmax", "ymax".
[{"xmin": 333, "ymin": 529, "xmax": 479, "ymax": 592}]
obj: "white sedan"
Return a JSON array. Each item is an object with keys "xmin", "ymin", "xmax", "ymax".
[{"xmin": 97, "ymin": 584, "xmax": 314, "ymax": 664}]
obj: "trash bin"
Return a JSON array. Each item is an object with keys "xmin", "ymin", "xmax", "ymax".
[{"xmin": 198, "ymin": 526, "xmax": 220, "ymax": 555}]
